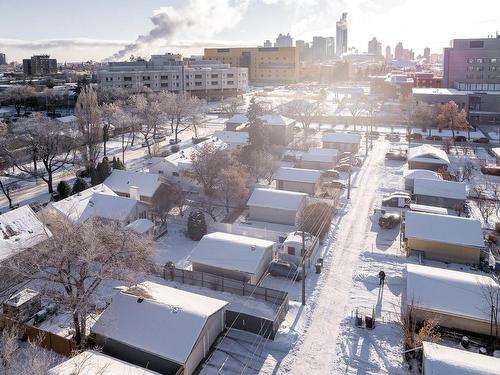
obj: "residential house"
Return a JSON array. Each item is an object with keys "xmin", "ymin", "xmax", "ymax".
[
  {"xmin": 214, "ymin": 130, "xmax": 249, "ymax": 149},
  {"xmin": 406, "ymin": 264, "xmax": 499, "ymax": 336},
  {"xmin": 404, "ymin": 211, "xmax": 484, "ymax": 264},
  {"xmin": 413, "ymin": 178, "xmax": 467, "ymax": 210},
  {"xmin": 189, "ymin": 232, "xmax": 275, "ymax": 284},
  {"xmin": 407, "ymin": 144, "xmax": 450, "ymax": 171},
  {"xmin": 403, "ymin": 169, "xmax": 442, "ymax": 192},
  {"xmin": 273, "ymin": 167, "xmax": 322, "ymax": 195},
  {"xmin": 322, "ymin": 133, "xmax": 361, "ymax": 153},
  {"xmin": 260, "ymin": 114, "xmax": 295, "ymax": 146},
  {"xmin": 247, "ymin": 188, "xmax": 307, "ymax": 226},
  {"xmin": 224, "ymin": 114, "xmax": 248, "ymax": 131},
  {"xmin": 91, "ymin": 281, "xmax": 228, "ymax": 375},
  {"xmin": 300, "ymin": 148, "xmax": 339, "ymax": 170}
]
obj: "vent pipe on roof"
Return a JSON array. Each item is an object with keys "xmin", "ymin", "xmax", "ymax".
[{"xmin": 129, "ymin": 186, "xmax": 140, "ymax": 200}]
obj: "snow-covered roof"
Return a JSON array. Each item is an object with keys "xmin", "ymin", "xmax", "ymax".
[
  {"xmin": 422, "ymin": 342, "xmax": 500, "ymax": 375},
  {"xmin": 405, "ymin": 211, "xmax": 484, "ymax": 248},
  {"xmin": 189, "ymin": 232, "xmax": 275, "ymax": 275},
  {"xmin": 409, "ymin": 204, "xmax": 448, "ymax": 215},
  {"xmin": 492, "ymin": 147, "xmax": 500, "ymax": 159},
  {"xmin": 414, "ymin": 178, "xmax": 467, "ymax": 200},
  {"xmin": 51, "ymin": 184, "xmax": 141, "ymax": 223},
  {"xmin": 91, "ymin": 281, "xmax": 228, "ymax": 365},
  {"xmin": 125, "ymin": 218, "xmax": 154, "ymax": 234},
  {"xmin": 274, "ymin": 167, "xmax": 322, "ymax": 184},
  {"xmin": 214, "ymin": 130, "xmax": 249, "ymax": 145},
  {"xmin": 302, "ymin": 148, "xmax": 339, "ymax": 163},
  {"xmin": 164, "ymin": 138, "xmax": 226, "ymax": 169},
  {"xmin": 406, "ymin": 264, "xmax": 497, "ymax": 322},
  {"xmin": 226, "ymin": 114, "xmax": 248, "ymax": 125},
  {"xmin": 0, "ymin": 205, "xmax": 50, "ymax": 262},
  {"xmin": 55, "ymin": 115, "xmax": 78, "ymax": 124},
  {"xmin": 260, "ymin": 114, "xmax": 295, "ymax": 127},
  {"xmin": 408, "ymin": 144, "xmax": 450, "ymax": 166},
  {"xmin": 48, "ymin": 350, "xmax": 160, "ymax": 374},
  {"xmin": 104, "ymin": 170, "xmax": 165, "ymax": 198},
  {"xmin": 403, "ymin": 169, "xmax": 442, "ymax": 181},
  {"xmin": 322, "ymin": 132, "xmax": 361, "ymax": 144},
  {"xmin": 247, "ymin": 188, "xmax": 307, "ymax": 211},
  {"xmin": 283, "ymin": 231, "xmax": 314, "ymax": 248}
]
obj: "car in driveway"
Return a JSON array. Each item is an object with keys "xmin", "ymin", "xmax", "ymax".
[
  {"xmin": 335, "ymin": 163, "xmax": 352, "ymax": 172},
  {"xmin": 382, "ymin": 194, "xmax": 411, "ymax": 208},
  {"xmin": 473, "ymin": 137, "xmax": 490, "ymax": 144},
  {"xmin": 454, "ymin": 135, "xmax": 467, "ymax": 142},
  {"xmin": 426, "ymin": 135, "xmax": 443, "ymax": 141},
  {"xmin": 407, "ymin": 133, "xmax": 423, "ymax": 140},
  {"xmin": 385, "ymin": 150, "xmax": 407, "ymax": 160},
  {"xmin": 378, "ymin": 213, "xmax": 401, "ymax": 229},
  {"xmin": 322, "ymin": 169, "xmax": 340, "ymax": 179},
  {"xmin": 368, "ymin": 131, "xmax": 380, "ymax": 139},
  {"xmin": 268, "ymin": 260, "xmax": 302, "ymax": 281},
  {"xmin": 339, "ymin": 152, "xmax": 352, "ymax": 159},
  {"xmin": 386, "ymin": 133, "xmax": 400, "ymax": 142},
  {"xmin": 481, "ymin": 165, "xmax": 500, "ymax": 176}
]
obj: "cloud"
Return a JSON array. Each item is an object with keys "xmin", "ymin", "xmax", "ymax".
[{"xmin": 0, "ymin": 38, "xmax": 130, "ymax": 50}]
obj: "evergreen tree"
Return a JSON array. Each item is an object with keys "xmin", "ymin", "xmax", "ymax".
[
  {"xmin": 56, "ymin": 180, "xmax": 71, "ymax": 199},
  {"xmin": 97, "ymin": 157, "xmax": 111, "ymax": 182},
  {"xmin": 245, "ymin": 98, "xmax": 268, "ymax": 151},
  {"xmin": 115, "ymin": 157, "xmax": 125, "ymax": 170},
  {"xmin": 187, "ymin": 210, "xmax": 207, "ymax": 241},
  {"xmin": 71, "ymin": 177, "xmax": 89, "ymax": 195},
  {"xmin": 90, "ymin": 167, "xmax": 100, "ymax": 186}
]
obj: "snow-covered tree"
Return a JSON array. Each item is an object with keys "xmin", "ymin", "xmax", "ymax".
[{"xmin": 75, "ymin": 86, "xmax": 102, "ymax": 171}]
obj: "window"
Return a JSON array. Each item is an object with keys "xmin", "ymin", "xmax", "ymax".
[
  {"xmin": 476, "ymin": 58, "xmax": 483, "ymax": 63},
  {"xmin": 142, "ymin": 76, "xmax": 150, "ymax": 80},
  {"xmin": 195, "ymin": 74, "xmax": 202, "ymax": 79},
  {"xmin": 211, "ymin": 74, "xmax": 219, "ymax": 78},
  {"xmin": 160, "ymin": 75, "xmax": 168, "ymax": 80},
  {"xmin": 195, "ymin": 82, "xmax": 202, "ymax": 86},
  {"xmin": 287, "ymin": 246, "xmax": 295, "ymax": 256},
  {"xmin": 211, "ymin": 81, "xmax": 218, "ymax": 85},
  {"xmin": 124, "ymin": 77, "xmax": 132, "ymax": 81},
  {"xmin": 227, "ymin": 81, "xmax": 234, "ymax": 85},
  {"xmin": 470, "ymin": 41, "xmax": 484, "ymax": 48},
  {"xmin": 172, "ymin": 172, "xmax": 179, "ymax": 176},
  {"xmin": 161, "ymin": 83, "xmax": 168, "ymax": 87},
  {"xmin": 227, "ymin": 73, "xmax": 234, "ymax": 78}
]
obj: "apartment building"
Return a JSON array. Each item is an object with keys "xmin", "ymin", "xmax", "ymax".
[
  {"xmin": 23, "ymin": 55, "xmax": 58, "ymax": 75},
  {"xmin": 97, "ymin": 54, "xmax": 248, "ymax": 97},
  {"xmin": 204, "ymin": 47, "xmax": 299, "ymax": 84}
]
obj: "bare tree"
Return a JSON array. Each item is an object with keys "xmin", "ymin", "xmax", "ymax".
[
  {"xmin": 436, "ymin": 101, "xmax": 470, "ymax": 140},
  {"xmin": 75, "ymin": 86, "xmax": 102, "ymax": 171},
  {"xmin": 220, "ymin": 96, "xmax": 245, "ymax": 116},
  {"xmin": 284, "ymin": 99, "xmax": 319, "ymax": 138},
  {"xmin": 1, "ymin": 85, "xmax": 36, "ymax": 117},
  {"xmin": 0, "ymin": 325, "xmax": 19, "ymax": 371},
  {"xmin": 185, "ymin": 96, "xmax": 207, "ymax": 139},
  {"xmin": 472, "ymin": 185, "xmax": 495, "ymax": 224},
  {"xmin": 235, "ymin": 148, "xmax": 279, "ymax": 183},
  {"xmin": 151, "ymin": 182, "xmax": 186, "ymax": 223},
  {"xmin": 6, "ymin": 217, "xmax": 154, "ymax": 347},
  {"xmin": 456, "ymin": 161, "xmax": 474, "ymax": 182},
  {"xmin": 478, "ymin": 276, "xmax": 500, "ymax": 348},
  {"xmin": 217, "ymin": 166, "xmax": 249, "ymax": 214},
  {"xmin": 346, "ymin": 98, "xmax": 364, "ymax": 131},
  {"xmin": 110, "ymin": 104, "xmax": 134, "ymax": 163},
  {"xmin": 100, "ymin": 102, "xmax": 117, "ymax": 156}
]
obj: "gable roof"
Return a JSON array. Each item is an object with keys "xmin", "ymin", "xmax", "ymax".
[
  {"xmin": 189, "ymin": 232, "xmax": 275, "ymax": 275},
  {"xmin": 260, "ymin": 114, "xmax": 295, "ymax": 127},
  {"xmin": 104, "ymin": 170, "xmax": 165, "ymax": 198},
  {"xmin": 125, "ymin": 218, "xmax": 154, "ymax": 234},
  {"xmin": 322, "ymin": 132, "xmax": 361, "ymax": 144},
  {"xmin": 247, "ymin": 188, "xmax": 307, "ymax": 211},
  {"xmin": 302, "ymin": 148, "xmax": 339, "ymax": 163},
  {"xmin": 164, "ymin": 138, "xmax": 226, "ymax": 169},
  {"xmin": 408, "ymin": 144, "xmax": 450, "ymax": 166},
  {"xmin": 422, "ymin": 342, "xmax": 500, "ymax": 375},
  {"xmin": 0, "ymin": 205, "xmax": 50, "ymax": 262},
  {"xmin": 226, "ymin": 114, "xmax": 248, "ymax": 125},
  {"xmin": 214, "ymin": 130, "xmax": 249, "ymax": 145},
  {"xmin": 274, "ymin": 167, "xmax": 322, "ymax": 184},
  {"xmin": 403, "ymin": 169, "xmax": 442, "ymax": 181},
  {"xmin": 406, "ymin": 264, "xmax": 497, "ymax": 322},
  {"xmin": 414, "ymin": 178, "xmax": 467, "ymax": 200},
  {"xmin": 91, "ymin": 281, "xmax": 228, "ymax": 366},
  {"xmin": 405, "ymin": 211, "xmax": 484, "ymax": 248}
]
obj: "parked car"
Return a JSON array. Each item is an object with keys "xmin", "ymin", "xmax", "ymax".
[
  {"xmin": 382, "ymin": 195, "xmax": 411, "ymax": 208},
  {"xmin": 322, "ymin": 169, "xmax": 340, "ymax": 179},
  {"xmin": 169, "ymin": 138, "xmax": 180, "ymax": 145},
  {"xmin": 269, "ymin": 260, "xmax": 302, "ymax": 281},
  {"xmin": 385, "ymin": 151, "xmax": 407, "ymax": 161},
  {"xmin": 426, "ymin": 135, "xmax": 443, "ymax": 141},
  {"xmin": 154, "ymin": 135, "xmax": 166, "ymax": 142},
  {"xmin": 142, "ymin": 140, "xmax": 155, "ymax": 147},
  {"xmin": 481, "ymin": 165, "xmax": 500, "ymax": 176},
  {"xmin": 454, "ymin": 135, "xmax": 467, "ymax": 142},
  {"xmin": 335, "ymin": 163, "xmax": 352, "ymax": 172},
  {"xmin": 408, "ymin": 133, "xmax": 423, "ymax": 140},
  {"xmin": 386, "ymin": 133, "xmax": 400, "ymax": 142},
  {"xmin": 389, "ymin": 191, "xmax": 411, "ymax": 198},
  {"xmin": 323, "ymin": 180, "xmax": 345, "ymax": 189},
  {"xmin": 368, "ymin": 131, "xmax": 380, "ymax": 139},
  {"xmin": 473, "ymin": 137, "xmax": 490, "ymax": 144},
  {"xmin": 379, "ymin": 213, "xmax": 401, "ymax": 229}
]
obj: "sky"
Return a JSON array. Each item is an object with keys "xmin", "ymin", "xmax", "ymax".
[{"xmin": 0, "ymin": 0, "xmax": 499, "ymax": 63}]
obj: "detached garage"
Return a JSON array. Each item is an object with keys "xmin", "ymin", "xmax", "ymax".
[
  {"xmin": 274, "ymin": 167, "xmax": 322, "ymax": 195},
  {"xmin": 407, "ymin": 144, "xmax": 450, "ymax": 171},
  {"xmin": 247, "ymin": 188, "xmax": 307, "ymax": 226},
  {"xmin": 414, "ymin": 178, "xmax": 467, "ymax": 210},
  {"xmin": 322, "ymin": 132, "xmax": 361, "ymax": 153},
  {"xmin": 403, "ymin": 169, "xmax": 441, "ymax": 192},
  {"xmin": 404, "ymin": 211, "xmax": 484, "ymax": 264},
  {"xmin": 300, "ymin": 148, "xmax": 339, "ymax": 170}
]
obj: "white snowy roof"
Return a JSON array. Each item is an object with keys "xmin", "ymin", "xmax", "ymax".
[
  {"xmin": 226, "ymin": 114, "xmax": 248, "ymax": 125},
  {"xmin": 247, "ymin": 188, "xmax": 307, "ymax": 211},
  {"xmin": 49, "ymin": 350, "xmax": 160, "ymax": 374},
  {"xmin": 408, "ymin": 144, "xmax": 450, "ymax": 166},
  {"xmin": 104, "ymin": 170, "xmax": 165, "ymax": 198},
  {"xmin": 91, "ymin": 281, "xmax": 228, "ymax": 366},
  {"xmin": 302, "ymin": 148, "xmax": 339, "ymax": 163},
  {"xmin": 214, "ymin": 130, "xmax": 249, "ymax": 145},
  {"xmin": 403, "ymin": 169, "xmax": 442, "ymax": 181},
  {"xmin": 322, "ymin": 132, "xmax": 361, "ymax": 144},
  {"xmin": 164, "ymin": 138, "xmax": 226, "ymax": 169},
  {"xmin": 422, "ymin": 342, "xmax": 500, "ymax": 375},
  {"xmin": 406, "ymin": 264, "xmax": 497, "ymax": 322},
  {"xmin": 492, "ymin": 147, "xmax": 500, "ymax": 159},
  {"xmin": 189, "ymin": 232, "xmax": 275, "ymax": 275},
  {"xmin": 274, "ymin": 167, "xmax": 322, "ymax": 184},
  {"xmin": 414, "ymin": 178, "xmax": 467, "ymax": 200},
  {"xmin": 405, "ymin": 211, "xmax": 484, "ymax": 248},
  {"xmin": 260, "ymin": 114, "xmax": 295, "ymax": 127},
  {"xmin": 0, "ymin": 205, "xmax": 50, "ymax": 262},
  {"xmin": 409, "ymin": 204, "xmax": 448, "ymax": 215},
  {"xmin": 125, "ymin": 218, "xmax": 154, "ymax": 234},
  {"xmin": 55, "ymin": 115, "xmax": 78, "ymax": 124},
  {"xmin": 51, "ymin": 184, "xmax": 140, "ymax": 223}
]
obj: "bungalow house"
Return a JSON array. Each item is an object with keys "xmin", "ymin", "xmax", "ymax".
[
  {"xmin": 406, "ymin": 264, "xmax": 499, "ymax": 337},
  {"xmin": 322, "ymin": 133, "xmax": 361, "ymax": 153},
  {"xmin": 49, "ymin": 350, "xmax": 160, "ymax": 374},
  {"xmin": 214, "ymin": 130, "xmax": 249, "ymax": 149},
  {"xmin": 225, "ymin": 114, "xmax": 248, "ymax": 131},
  {"xmin": 48, "ymin": 184, "xmax": 148, "ymax": 225},
  {"xmin": 422, "ymin": 342, "xmax": 500, "ymax": 375},
  {"xmin": 300, "ymin": 148, "xmax": 339, "ymax": 170},
  {"xmin": 403, "ymin": 169, "xmax": 441, "ymax": 192},
  {"xmin": 413, "ymin": 178, "xmax": 467, "ymax": 210},
  {"xmin": 247, "ymin": 188, "xmax": 307, "ymax": 226},
  {"xmin": 273, "ymin": 167, "xmax": 322, "ymax": 195},
  {"xmin": 404, "ymin": 211, "xmax": 484, "ymax": 264},
  {"xmin": 104, "ymin": 170, "xmax": 170, "ymax": 207},
  {"xmin": 189, "ymin": 232, "xmax": 275, "ymax": 284},
  {"xmin": 407, "ymin": 144, "xmax": 450, "ymax": 171},
  {"xmin": 91, "ymin": 281, "xmax": 228, "ymax": 375},
  {"xmin": 260, "ymin": 114, "xmax": 295, "ymax": 146}
]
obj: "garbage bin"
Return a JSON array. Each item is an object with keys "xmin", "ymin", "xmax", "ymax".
[
  {"xmin": 315, "ymin": 262, "xmax": 322, "ymax": 274},
  {"xmin": 365, "ymin": 316, "xmax": 375, "ymax": 329}
]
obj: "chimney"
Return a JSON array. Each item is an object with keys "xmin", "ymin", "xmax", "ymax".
[{"xmin": 129, "ymin": 186, "xmax": 140, "ymax": 200}]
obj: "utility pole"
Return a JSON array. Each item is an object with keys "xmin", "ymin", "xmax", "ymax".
[
  {"xmin": 347, "ymin": 169, "xmax": 352, "ymax": 200},
  {"xmin": 301, "ymin": 230, "xmax": 306, "ymax": 306}
]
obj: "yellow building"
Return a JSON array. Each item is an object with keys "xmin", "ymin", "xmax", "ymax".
[{"xmin": 204, "ymin": 47, "xmax": 299, "ymax": 84}]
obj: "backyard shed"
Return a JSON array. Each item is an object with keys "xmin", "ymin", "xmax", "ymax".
[
  {"xmin": 407, "ymin": 144, "xmax": 450, "ymax": 171},
  {"xmin": 300, "ymin": 148, "xmax": 339, "ymax": 170},
  {"xmin": 322, "ymin": 133, "xmax": 361, "ymax": 153},
  {"xmin": 91, "ymin": 281, "xmax": 228, "ymax": 375},
  {"xmin": 403, "ymin": 169, "xmax": 441, "ymax": 192},
  {"xmin": 404, "ymin": 211, "xmax": 484, "ymax": 264},
  {"xmin": 406, "ymin": 264, "xmax": 499, "ymax": 336},
  {"xmin": 273, "ymin": 167, "xmax": 322, "ymax": 195},
  {"xmin": 247, "ymin": 188, "xmax": 307, "ymax": 226},
  {"xmin": 189, "ymin": 232, "xmax": 275, "ymax": 284},
  {"xmin": 413, "ymin": 178, "xmax": 467, "ymax": 209}
]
